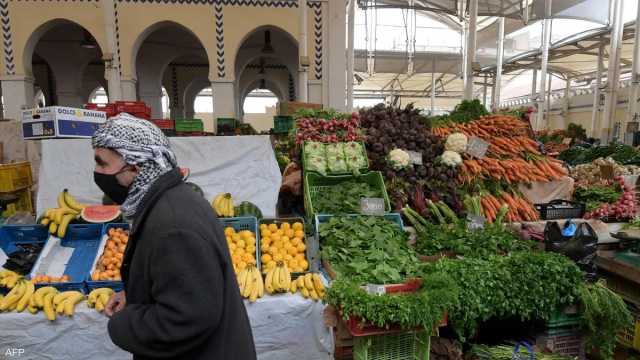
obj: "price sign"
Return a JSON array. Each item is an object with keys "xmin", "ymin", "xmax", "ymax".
[
  {"xmin": 361, "ymin": 198, "xmax": 385, "ymax": 216},
  {"xmin": 407, "ymin": 150, "xmax": 423, "ymax": 165},
  {"xmin": 466, "ymin": 215, "xmax": 486, "ymax": 230},
  {"xmin": 466, "ymin": 136, "xmax": 489, "ymax": 158},
  {"xmin": 366, "ymin": 284, "xmax": 386, "ymax": 296}
]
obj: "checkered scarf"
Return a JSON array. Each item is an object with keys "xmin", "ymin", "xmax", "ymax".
[{"xmin": 92, "ymin": 113, "xmax": 177, "ymax": 218}]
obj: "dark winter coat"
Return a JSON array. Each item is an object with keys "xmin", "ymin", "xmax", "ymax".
[{"xmin": 108, "ymin": 168, "xmax": 256, "ymax": 360}]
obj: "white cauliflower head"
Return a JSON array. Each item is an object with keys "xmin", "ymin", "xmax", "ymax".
[
  {"xmin": 441, "ymin": 150, "xmax": 462, "ymax": 167},
  {"xmin": 445, "ymin": 133, "xmax": 468, "ymax": 153},
  {"xmin": 387, "ymin": 148, "xmax": 411, "ymax": 170}
]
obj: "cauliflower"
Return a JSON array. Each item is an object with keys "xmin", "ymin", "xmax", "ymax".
[
  {"xmin": 387, "ymin": 149, "xmax": 411, "ymax": 170},
  {"xmin": 441, "ymin": 150, "xmax": 462, "ymax": 167},
  {"xmin": 445, "ymin": 133, "xmax": 468, "ymax": 153}
]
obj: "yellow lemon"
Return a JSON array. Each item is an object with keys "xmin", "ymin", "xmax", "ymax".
[
  {"xmin": 232, "ymin": 234, "xmax": 241, "ymax": 243},
  {"xmin": 259, "ymin": 224, "xmax": 268, "ymax": 231},
  {"xmin": 269, "ymin": 246, "xmax": 278, "ymax": 255},
  {"xmin": 295, "ymin": 253, "xmax": 305, "ymax": 261},
  {"xmin": 300, "ymin": 260, "xmax": 309, "ymax": 270},
  {"xmin": 284, "ymin": 254, "xmax": 293, "ymax": 261},
  {"xmin": 236, "ymin": 240, "xmax": 246, "ymax": 249},
  {"xmin": 246, "ymin": 244, "xmax": 256, "ymax": 255},
  {"xmin": 292, "ymin": 237, "xmax": 302, "ymax": 246},
  {"xmin": 268, "ymin": 224, "xmax": 278, "ymax": 232},
  {"xmin": 294, "ymin": 230, "xmax": 305, "ymax": 239},
  {"xmin": 236, "ymin": 248, "xmax": 245, "ymax": 256},
  {"xmin": 261, "ymin": 254, "xmax": 272, "ymax": 263},
  {"xmin": 274, "ymin": 240, "xmax": 284, "ymax": 249},
  {"xmin": 238, "ymin": 261, "xmax": 247, "ymax": 269},
  {"xmin": 261, "ymin": 230, "xmax": 271, "ymax": 238},
  {"xmin": 281, "ymin": 236, "xmax": 290, "ymax": 243},
  {"xmin": 288, "ymin": 247, "xmax": 299, "ymax": 256},
  {"xmin": 276, "ymin": 229, "xmax": 284, "ymax": 237},
  {"xmin": 229, "ymin": 243, "xmax": 237, "ymax": 251},
  {"xmin": 270, "ymin": 234, "xmax": 281, "ymax": 242},
  {"xmin": 261, "ymin": 243, "xmax": 270, "ymax": 252},
  {"xmin": 285, "ymin": 229, "xmax": 295, "ymax": 238},
  {"xmin": 281, "ymin": 222, "xmax": 291, "ymax": 231},
  {"xmin": 273, "ymin": 254, "xmax": 284, "ymax": 262},
  {"xmin": 297, "ymin": 243, "xmax": 306, "ymax": 252},
  {"xmin": 292, "ymin": 222, "xmax": 303, "ymax": 231},
  {"xmin": 224, "ymin": 227, "xmax": 235, "ymax": 236},
  {"xmin": 242, "ymin": 253, "xmax": 253, "ymax": 262}
]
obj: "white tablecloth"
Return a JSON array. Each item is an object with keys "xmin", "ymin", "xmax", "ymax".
[
  {"xmin": 35, "ymin": 136, "xmax": 282, "ymax": 218},
  {"xmin": 0, "ymin": 294, "xmax": 333, "ymax": 360}
]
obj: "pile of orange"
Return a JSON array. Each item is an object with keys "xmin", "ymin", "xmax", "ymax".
[
  {"xmin": 91, "ymin": 227, "xmax": 128, "ymax": 281},
  {"xmin": 225, "ymin": 227, "xmax": 257, "ymax": 274},
  {"xmin": 259, "ymin": 221, "xmax": 308, "ymax": 273},
  {"xmin": 32, "ymin": 274, "xmax": 71, "ymax": 284}
]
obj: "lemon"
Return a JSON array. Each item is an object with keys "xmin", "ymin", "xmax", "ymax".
[
  {"xmin": 268, "ymin": 224, "xmax": 278, "ymax": 232},
  {"xmin": 281, "ymin": 222, "xmax": 291, "ymax": 230},
  {"xmin": 292, "ymin": 222, "xmax": 303, "ymax": 231},
  {"xmin": 294, "ymin": 230, "xmax": 305, "ymax": 239},
  {"xmin": 236, "ymin": 240, "xmax": 246, "ymax": 249},
  {"xmin": 224, "ymin": 227, "xmax": 235, "ymax": 236}
]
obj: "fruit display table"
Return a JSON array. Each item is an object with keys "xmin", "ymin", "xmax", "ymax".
[{"xmin": 0, "ymin": 294, "xmax": 333, "ymax": 360}]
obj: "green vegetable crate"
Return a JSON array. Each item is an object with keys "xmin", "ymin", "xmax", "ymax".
[
  {"xmin": 273, "ymin": 116, "xmax": 293, "ymax": 134},
  {"xmin": 353, "ymin": 330, "xmax": 430, "ymax": 360},
  {"xmin": 304, "ymin": 171, "xmax": 390, "ymax": 220},
  {"xmin": 217, "ymin": 118, "xmax": 236, "ymax": 132},
  {"xmin": 616, "ymin": 304, "xmax": 640, "ymax": 351},
  {"xmin": 546, "ymin": 307, "xmax": 582, "ymax": 328}
]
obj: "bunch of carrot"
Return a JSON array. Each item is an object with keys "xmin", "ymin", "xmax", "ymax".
[
  {"xmin": 489, "ymin": 136, "xmax": 541, "ymax": 157},
  {"xmin": 481, "ymin": 192, "xmax": 539, "ymax": 223},
  {"xmin": 459, "ymin": 157, "xmax": 568, "ymax": 184},
  {"xmin": 432, "ymin": 115, "xmax": 530, "ymax": 139}
]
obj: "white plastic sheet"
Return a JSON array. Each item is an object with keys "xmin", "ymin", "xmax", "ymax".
[
  {"xmin": 35, "ymin": 136, "xmax": 281, "ymax": 218},
  {"xmin": 0, "ymin": 296, "xmax": 333, "ymax": 360}
]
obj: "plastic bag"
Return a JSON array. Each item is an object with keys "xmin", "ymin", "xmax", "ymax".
[
  {"xmin": 544, "ymin": 220, "xmax": 598, "ymax": 279},
  {"xmin": 4, "ymin": 212, "xmax": 36, "ymax": 225}
]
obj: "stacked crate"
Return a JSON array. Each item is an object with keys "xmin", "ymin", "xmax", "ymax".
[{"xmin": 0, "ymin": 162, "xmax": 34, "ymax": 217}]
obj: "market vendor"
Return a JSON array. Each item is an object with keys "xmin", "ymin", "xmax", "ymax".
[{"xmin": 92, "ymin": 113, "xmax": 256, "ymax": 359}]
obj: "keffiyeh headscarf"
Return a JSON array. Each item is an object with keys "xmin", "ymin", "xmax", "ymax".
[{"xmin": 92, "ymin": 113, "xmax": 178, "ymax": 218}]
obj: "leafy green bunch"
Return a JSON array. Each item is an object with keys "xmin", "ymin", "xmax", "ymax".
[{"xmin": 313, "ymin": 181, "xmax": 384, "ymax": 215}]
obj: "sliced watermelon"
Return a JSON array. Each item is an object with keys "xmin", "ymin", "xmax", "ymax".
[
  {"xmin": 81, "ymin": 205, "xmax": 122, "ymax": 223},
  {"xmin": 180, "ymin": 167, "xmax": 190, "ymax": 181}
]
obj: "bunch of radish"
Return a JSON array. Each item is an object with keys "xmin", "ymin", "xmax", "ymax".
[
  {"xmin": 584, "ymin": 176, "xmax": 637, "ymax": 220},
  {"xmin": 295, "ymin": 115, "xmax": 362, "ymax": 145}
]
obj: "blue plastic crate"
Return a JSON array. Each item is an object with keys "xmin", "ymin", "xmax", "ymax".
[
  {"xmin": 259, "ymin": 217, "xmax": 310, "ymax": 277},
  {"xmin": 29, "ymin": 224, "xmax": 103, "ymax": 293},
  {"xmin": 0, "ymin": 224, "xmax": 48, "ymax": 264},
  {"xmin": 220, "ymin": 217, "xmax": 260, "ymax": 272},
  {"xmin": 85, "ymin": 223, "xmax": 128, "ymax": 292}
]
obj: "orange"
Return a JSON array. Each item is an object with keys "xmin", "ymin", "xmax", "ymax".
[
  {"xmin": 259, "ymin": 224, "xmax": 268, "ymax": 231},
  {"xmin": 91, "ymin": 270, "xmax": 100, "ymax": 281},
  {"xmin": 242, "ymin": 253, "xmax": 253, "ymax": 262},
  {"xmin": 274, "ymin": 241, "xmax": 284, "ymax": 249},
  {"xmin": 285, "ymin": 229, "xmax": 295, "ymax": 238},
  {"xmin": 276, "ymin": 230, "xmax": 284, "ymax": 237},
  {"xmin": 118, "ymin": 245, "xmax": 127, "ymax": 253}
]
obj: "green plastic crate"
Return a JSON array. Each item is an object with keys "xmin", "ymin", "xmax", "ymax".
[
  {"xmin": 217, "ymin": 118, "xmax": 237, "ymax": 131},
  {"xmin": 547, "ymin": 308, "xmax": 582, "ymax": 328},
  {"xmin": 301, "ymin": 141, "xmax": 369, "ymax": 176},
  {"xmin": 175, "ymin": 119, "xmax": 204, "ymax": 132},
  {"xmin": 273, "ymin": 116, "xmax": 294, "ymax": 134},
  {"xmin": 303, "ymin": 171, "xmax": 390, "ymax": 219},
  {"xmin": 354, "ymin": 331, "xmax": 430, "ymax": 360}
]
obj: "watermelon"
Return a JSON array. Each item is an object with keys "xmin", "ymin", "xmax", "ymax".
[
  {"xmin": 180, "ymin": 167, "xmax": 190, "ymax": 181},
  {"xmin": 234, "ymin": 201, "xmax": 263, "ymax": 219},
  {"xmin": 81, "ymin": 205, "xmax": 122, "ymax": 223}
]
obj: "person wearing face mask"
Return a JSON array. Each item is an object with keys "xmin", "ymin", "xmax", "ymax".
[{"xmin": 92, "ymin": 114, "xmax": 256, "ymax": 360}]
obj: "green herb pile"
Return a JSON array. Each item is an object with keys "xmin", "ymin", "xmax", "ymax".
[
  {"xmin": 430, "ymin": 99, "xmax": 489, "ymax": 127},
  {"xmin": 573, "ymin": 184, "xmax": 623, "ymax": 211},
  {"xmin": 578, "ymin": 280, "xmax": 633, "ymax": 358},
  {"xmin": 324, "ymin": 273, "xmax": 458, "ymax": 331},
  {"xmin": 404, "ymin": 207, "xmax": 536, "ymax": 258},
  {"xmin": 428, "ymin": 252, "xmax": 583, "ymax": 340},
  {"xmin": 559, "ymin": 143, "xmax": 640, "ymax": 166},
  {"xmin": 312, "ymin": 181, "xmax": 384, "ymax": 215},
  {"xmin": 471, "ymin": 344, "xmax": 572, "ymax": 360},
  {"xmin": 319, "ymin": 216, "xmax": 420, "ymax": 283}
]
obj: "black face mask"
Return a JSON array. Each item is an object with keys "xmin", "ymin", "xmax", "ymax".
[{"xmin": 94, "ymin": 166, "xmax": 131, "ymax": 205}]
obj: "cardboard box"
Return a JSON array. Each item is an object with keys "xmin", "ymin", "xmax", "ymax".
[
  {"xmin": 21, "ymin": 106, "xmax": 107, "ymax": 139},
  {"xmin": 277, "ymin": 101, "xmax": 322, "ymax": 116}
]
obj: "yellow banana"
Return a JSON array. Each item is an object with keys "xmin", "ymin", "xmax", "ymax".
[
  {"xmin": 27, "ymin": 302, "xmax": 39, "ymax": 314},
  {"xmin": 89, "ymin": 288, "xmax": 113, "ymax": 307},
  {"xmin": 40, "ymin": 217, "xmax": 51, "ymax": 226},
  {"xmin": 0, "ymin": 280, "xmax": 26, "ymax": 311},
  {"xmin": 212, "ymin": 194, "xmax": 224, "ymax": 215},
  {"xmin": 273, "ymin": 265, "xmax": 283, "ymax": 291},
  {"xmin": 296, "ymin": 276, "xmax": 305, "ymax": 289},
  {"xmin": 227, "ymin": 195, "xmax": 234, "ymax": 217},
  {"xmin": 95, "ymin": 297, "xmax": 105, "ymax": 312},
  {"xmin": 4, "ymin": 274, "xmax": 20, "ymax": 289},
  {"xmin": 304, "ymin": 273, "xmax": 314, "ymax": 291},
  {"xmin": 57, "ymin": 190, "xmax": 70, "ymax": 210},
  {"xmin": 255, "ymin": 268, "xmax": 264, "ymax": 298},
  {"xmin": 43, "ymin": 293, "xmax": 56, "ymax": 321},
  {"xmin": 63, "ymin": 190, "xmax": 86, "ymax": 212},
  {"xmin": 265, "ymin": 267, "xmax": 275, "ymax": 294},
  {"xmin": 242, "ymin": 269, "xmax": 254, "ymax": 298},
  {"xmin": 54, "ymin": 291, "xmax": 81, "ymax": 307},
  {"xmin": 301, "ymin": 287, "xmax": 310, "ymax": 299},
  {"xmin": 249, "ymin": 274, "xmax": 259, "ymax": 303},
  {"xmin": 238, "ymin": 267, "xmax": 250, "ymax": 295},
  {"xmin": 57, "ymin": 213, "xmax": 75, "ymax": 239},
  {"xmin": 55, "ymin": 208, "xmax": 78, "ymax": 225},
  {"xmin": 290, "ymin": 279, "xmax": 298, "ymax": 293},
  {"xmin": 49, "ymin": 221, "xmax": 58, "ymax": 235},
  {"xmin": 16, "ymin": 280, "xmax": 35, "ymax": 312},
  {"xmin": 56, "ymin": 300, "xmax": 66, "ymax": 314},
  {"xmin": 310, "ymin": 289, "xmax": 319, "ymax": 301},
  {"xmin": 34, "ymin": 287, "xmax": 57, "ymax": 308},
  {"xmin": 63, "ymin": 292, "xmax": 85, "ymax": 317},
  {"xmin": 282, "ymin": 264, "xmax": 291, "ymax": 290},
  {"xmin": 312, "ymin": 273, "xmax": 325, "ymax": 292},
  {"xmin": 98, "ymin": 292, "xmax": 111, "ymax": 308},
  {"xmin": 44, "ymin": 209, "xmax": 55, "ymax": 219},
  {"xmin": 0, "ymin": 270, "xmax": 16, "ymax": 279}
]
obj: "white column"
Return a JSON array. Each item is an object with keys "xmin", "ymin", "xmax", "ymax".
[
  {"xmin": 531, "ymin": 69, "xmax": 537, "ymax": 103},
  {"xmin": 536, "ymin": 0, "xmax": 552, "ymax": 130},
  {"xmin": 346, "ymin": 0, "xmax": 356, "ymax": 111},
  {"xmin": 327, "ymin": 0, "xmax": 347, "ymax": 110},
  {"xmin": 494, "ymin": 17, "xmax": 505, "ymax": 110},
  {"xmin": 602, "ymin": 0, "xmax": 625, "ymax": 142},
  {"xmin": 120, "ymin": 79, "xmax": 137, "ymax": 101},
  {"xmin": 563, "ymin": 76, "xmax": 571, "ymax": 128},
  {"xmin": 298, "ymin": 0, "xmax": 309, "ymax": 103},
  {"xmin": 1, "ymin": 76, "xmax": 35, "ymax": 120},
  {"xmin": 628, "ymin": 1, "xmax": 640, "ymax": 128},
  {"xmin": 139, "ymin": 89, "xmax": 163, "ymax": 119},
  {"xmin": 102, "ymin": 0, "xmax": 122, "ymax": 101},
  {"xmin": 463, "ymin": 0, "xmax": 478, "ymax": 100},
  {"xmin": 591, "ymin": 44, "xmax": 605, "ymax": 137},
  {"xmin": 482, "ymin": 75, "xmax": 488, "ymax": 108},
  {"xmin": 430, "ymin": 57, "xmax": 436, "ymax": 114},
  {"xmin": 211, "ymin": 80, "xmax": 235, "ymax": 132}
]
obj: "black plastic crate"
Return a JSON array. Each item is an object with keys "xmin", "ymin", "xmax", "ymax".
[{"xmin": 535, "ymin": 200, "xmax": 585, "ymax": 220}]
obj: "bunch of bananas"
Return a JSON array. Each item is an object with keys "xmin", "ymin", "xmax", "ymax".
[
  {"xmin": 35, "ymin": 288, "xmax": 84, "ymax": 320},
  {"xmin": 0, "ymin": 275, "xmax": 34, "ymax": 313},
  {"xmin": 290, "ymin": 273, "xmax": 325, "ymax": 302},
  {"xmin": 265, "ymin": 261, "xmax": 291, "ymax": 294},
  {"xmin": 40, "ymin": 189, "xmax": 86, "ymax": 238},
  {"xmin": 212, "ymin": 193, "xmax": 235, "ymax": 217},
  {"xmin": 87, "ymin": 288, "xmax": 114, "ymax": 313},
  {"xmin": 0, "ymin": 270, "xmax": 21, "ymax": 289},
  {"xmin": 237, "ymin": 265, "xmax": 264, "ymax": 303}
]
